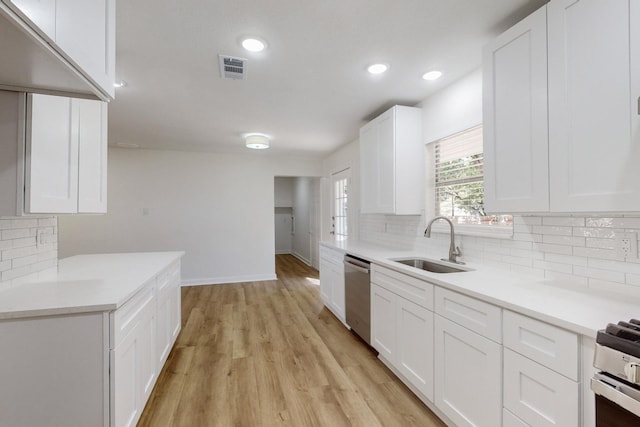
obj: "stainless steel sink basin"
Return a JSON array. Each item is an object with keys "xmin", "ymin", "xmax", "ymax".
[{"xmin": 392, "ymin": 258, "xmax": 470, "ymax": 273}]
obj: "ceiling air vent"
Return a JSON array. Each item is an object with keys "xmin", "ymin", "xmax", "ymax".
[{"xmin": 219, "ymin": 55, "xmax": 247, "ymax": 80}]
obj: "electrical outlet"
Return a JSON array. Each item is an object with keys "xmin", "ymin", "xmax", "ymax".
[{"xmin": 618, "ymin": 232, "xmax": 638, "ymax": 260}]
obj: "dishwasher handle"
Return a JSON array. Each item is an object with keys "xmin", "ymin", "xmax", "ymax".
[{"xmin": 344, "ymin": 255, "xmax": 370, "ymax": 274}]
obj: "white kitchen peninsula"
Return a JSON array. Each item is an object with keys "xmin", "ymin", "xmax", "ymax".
[{"xmin": 0, "ymin": 251, "xmax": 184, "ymax": 427}]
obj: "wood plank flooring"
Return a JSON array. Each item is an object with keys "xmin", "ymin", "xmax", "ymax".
[{"xmin": 138, "ymin": 254, "xmax": 446, "ymax": 427}]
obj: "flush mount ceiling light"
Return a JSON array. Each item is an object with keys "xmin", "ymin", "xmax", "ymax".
[
  {"xmin": 422, "ymin": 70, "xmax": 443, "ymax": 81},
  {"xmin": 241, "ymin": 37, "xmax": 266, "ymax": 52},
  {"xmin": 245, "ymin": 134, "xmax": 270, "ymax": 149},
  {"xmin": 367, "ymin": 63, "xmax": 389, "ymax": 75},
  {"xmin": 113, "ymin": 80, "xmax": 127, "ymax": 88}
]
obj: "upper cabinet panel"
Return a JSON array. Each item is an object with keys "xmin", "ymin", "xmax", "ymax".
[
  {"xmin": 0, "ymin": 0, "xmax": 115, "ymax": 100},
  {"xmin": 360, "ymin": 105, "xmax": 424, "ymax": 215},
  {"xmin": 484, "ymin": 0, "xmax": 640, "ymax": 213},
  {"xmin": 548, "ymin": 0, "xmax": 640, "ymax": 212},
  {"xmin": 483, "ymin": 5, "xmax": 549, "ymax": 213}
]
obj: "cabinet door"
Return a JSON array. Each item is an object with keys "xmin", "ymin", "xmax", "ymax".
[
  {"xmin": 359, "ymin": 121, "xmax": 379, "ymax": 213},
  {"xmin": 6, "ymin": 0, "xmax": 56, "ymax": 38},
  {"xmin": 329, "ymin": 260, "xmax": 345, "ymax": 321},
  {"xmin": 319, "ymin": 258, "xmax": 332, "ymax": 305},
  {"xmin": 111, "ymin": 330, "xmax": 139, "ymax": 427},
  {"xmin": 548, "ymin": 0, "xmax": 640, "ymax": 211},
  {"xmin": 55, "ymin": 0, "xmax": 115, "ymax": 97},
  {"xmin": 77, "ymin": 98, "xmax": 107, "ymax": 213},
  {"xmin": 396, "ymin": 297, "xmax": 434, "ymax": 401},
  {"xmin": 434, "ymin": 316, "xmax": 502, "ymax": 427},
  {"xmin": 360, "ymin": 109, "xmax": 394, "ymax": 214},
  {"xmin": 138, "ymin": 307, "xmax": 157, "ymax": 404},
  {"xmin": 371, "ymin": 284, "xmax": 396, "ymax": 363},
  {"xmin": 504, "ymin": 349, "xmax": 579, "ymax": 427},
  {"xmin": 25, "ymin": 93, "xmax": 78, "ymax": 213},
  {"xmin": 483, "ymin": 5, "xmax": 549, "ymax": 213}
]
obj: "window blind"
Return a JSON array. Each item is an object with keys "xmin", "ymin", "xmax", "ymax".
[{"xmin": 434, "ymin": 125, "xmax": 485, "ymax": 218}]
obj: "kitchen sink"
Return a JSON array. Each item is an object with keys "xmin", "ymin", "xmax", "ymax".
[{"xmin": 391, "ymin": 257, "xmax": 470, "ymax": 273}]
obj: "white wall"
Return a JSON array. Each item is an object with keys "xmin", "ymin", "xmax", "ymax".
[
  {"xmin": 58, "ymin": 148, "xmax": 322, "ymax": 285},
  {"xmin": 274, "ymin": 177, "xmax": 294, "ymax": 207}
]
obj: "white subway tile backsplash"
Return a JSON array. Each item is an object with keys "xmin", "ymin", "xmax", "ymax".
[
  {"xmin": 0, "ymin": 216, "xmax": 57, "ymax": 284},
  {"xmin": 542, "ymin": 235, "xmax": 586, "ymax": 247},
  {"xmin": 542, "ymin": 217, "xmax": 585, "ymax": 227},
  {"xmin": 361, "ymin": 213, "xmax": 640, "ymax": 294}
]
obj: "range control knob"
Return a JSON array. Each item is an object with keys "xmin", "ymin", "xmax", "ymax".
[{"xmin": 624, "ymin": 362, "xmax": 640, "ymax": 384}]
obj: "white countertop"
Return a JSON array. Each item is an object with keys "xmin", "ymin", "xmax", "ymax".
[
  {"xmin": 0, "ymin": 252, "xmax": 184, "ymax": 320},
  {"xmin": 322, "ymin": 240, "xmax": 640, "ymax": 338}
]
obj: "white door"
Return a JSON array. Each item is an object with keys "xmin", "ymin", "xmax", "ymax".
[
  {"xmin": 77, "ymin": 98, "xmax": 107, "ymax": 213},
  {"xmin": 396, "ymin": 298, "xmax": 434, "ymax": 401},
  {"xmin": 483, "ymin": 4, "xmax": 549, "ymax": 213},
  {"xmin": 548, "ymin": 0, "xmax": 640, "ymax": 211},
  {"xmin": 434, "ymin": 316, "xmax": 502, "ymax": 427},
  {"xmin": 25, "ymin": 93, "xmax": 78, "ymax": 213},
  {"xmin": 371, "ymin": 284, "xmax": 396, "ymax": 363}
]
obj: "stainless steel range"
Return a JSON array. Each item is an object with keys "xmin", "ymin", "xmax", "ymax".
[{"xmin": 591, "ymin": 319, "xmax": 640, "ymax": 426}]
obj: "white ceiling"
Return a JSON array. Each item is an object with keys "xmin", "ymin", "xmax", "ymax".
[{"xmin": 109, "ymin": 0, "xmax": 547, "ymax": 157}]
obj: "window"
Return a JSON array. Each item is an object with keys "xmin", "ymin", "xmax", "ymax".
[
  {"xmin": 331, "ymin": 168, "xmax": 349, "ymax": 239},
  {"xmin": 433, "ymin": 125, "xmax": 512, "ymax": 228}
]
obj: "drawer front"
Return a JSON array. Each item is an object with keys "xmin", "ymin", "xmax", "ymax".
[
  {"xmin": 157, "ymin": 260, "xmax": 180, "ymax": 292},
  {"xmin": 320, "ymin": 246, "xmax": 343, "ymax": 264},
  {"xmin": 503, "ymin": 310, "xmax": 578, "ymax": 380},
  {"xmin": 503, "ymin": 409, "xmax": 529, "ymax": 427},
  {"xmin": 372, "ymin": 265, "xmax": 434, "ymax": 310},
  {"xmin": 434, "ymin": 287, "xmax": 501, "ymax": 343},
  {"xmin": 504, "ymin": 348, "xmax": 579, "ymax": 427},
  {"xmin": 111, "ymin": 281, "xmax": 155, "ymax": 348}
]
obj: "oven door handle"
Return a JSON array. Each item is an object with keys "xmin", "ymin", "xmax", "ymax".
[{"xmin": 591, "ymin": 377, "xmax": 640, "ymax": 417}]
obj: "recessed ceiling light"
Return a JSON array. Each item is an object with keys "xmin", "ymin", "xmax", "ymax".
[
  {"xmin": 422, "ymin": 70, "xmax": 443, "ymax": 81},
  {"xmin": 367, "ymin": 63, "xmax": 389, "ymax": 75},
  {"xmin": 242, "ymin": 38, "xmax": 266, "ymax": 52},
  {"xmin": 113, "ymin": 80, "xmax": 127, "ymax": 88},
  {"xmin": 244, "ymin": 133, "xmax": 270, "ymax": 149}
]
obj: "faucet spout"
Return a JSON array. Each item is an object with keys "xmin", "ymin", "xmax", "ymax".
[{"xmin": 424, "ymin": 216, "xmax": 464, "ymax": 264}]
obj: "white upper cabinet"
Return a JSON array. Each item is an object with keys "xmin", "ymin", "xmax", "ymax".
[
  {"xmin": 484, "ymin": 0, "xmax": 640, "ymax": 213},
  {"xmin": 548, "ymin": 0, "xmax": 640, "ymax": 212},
  {"xmin": 0, "ymin": 91, "xmax": 108, "ymax": 215},
  {"xmin": 360, "ymin": 105, "xmax": 424, "ymax": 215},
  {"xmin": 483, "ymin": 5, "xmax": 549, "ymax": 213},
  {"xmin": 0, "ymin": 0, "xmax": 115, "ymax": 99},
  {"xmin": 77, "ymin": 98, "xmax": 108, "ymax": 213},
  {"xmin": 25, "ymin": 93, "xmax": 79, "ymax": 213}
]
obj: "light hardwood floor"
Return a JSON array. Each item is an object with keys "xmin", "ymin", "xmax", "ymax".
[{"xmin": 138, "ymin": 254, "xmax": 446, "ymax": 427}]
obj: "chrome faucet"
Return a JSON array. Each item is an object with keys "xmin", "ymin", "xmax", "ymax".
[{"xmin": 424, "ymin": 216, "xmax": 464, "ymax": 264}]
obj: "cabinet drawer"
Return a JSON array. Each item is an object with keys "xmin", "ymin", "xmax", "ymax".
[
  {"xmin": 320, "ymin": 246, "xmax": 343, "ymax": 264},
  {"xmin": 503, "ymin": 310, "xmax": 578, "ymax": 380},
  {"xmin": 157, "ymin": 260, "xmax": 180, "ymax": 292},
  {"xmin": 504, "ymin": 349, "xmax": 579, "ymax": 427},
  {"xmin": 111, "ymin": 281, "xmax": 155, "ymax": 348},
  {"xmin": 434, "ymin": 287, "xmax": 501, "ymax": 343},
  {"xmin": 503, "ymin": 409, "xmax": 529, "ymax": 427},
  {"xmin": 372, "ymin": 265, "xmax": 434, "ymax": 310}
]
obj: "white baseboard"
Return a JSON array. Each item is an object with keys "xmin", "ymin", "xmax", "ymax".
[
  {"xmin": 275, "ymin": 249, "xmax": 291, "ymax": 255},
  {"xmin": 181, "ymin": 274, "xmax": 277, "ymax": 287},
  {"xmin": 291, "ymin": 251, "xmax": 311, "ymax": 266}
]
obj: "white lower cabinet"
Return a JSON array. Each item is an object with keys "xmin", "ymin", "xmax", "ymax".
[
  {"xmin": 396, "ymin": 296, "xmax": 434, "ymax": 400},
  {"xmin": 434, "ymin": 315, "xmax": 502, "ymax": 427},
  {"xmin": 319, "ymin": 246, "xmax": 346, "ymax": 323},
  {"xmin": 156, "ymin": 261, "xmax": 182, "ymax": 367},
  {"xmin": 371, "ymin": 265, "xmax": 434, "ymax": 402},
  {"xmin": 503, "ymin": 349, "xmax": 579, "ymax": 427},
  {"xmin": 0, "ymin": 258, "xmax": 182, "ymax": 427},
  {"xmin": 111, "ymin": 281, "xmax": 157, "ymax": 427}
]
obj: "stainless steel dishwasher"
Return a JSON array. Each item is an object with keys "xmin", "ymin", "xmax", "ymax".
[{"xmin": 344, "ymin": 254, "xmax": 371, "ymax": 345}]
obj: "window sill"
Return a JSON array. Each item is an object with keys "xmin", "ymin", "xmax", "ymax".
[{"xmin": 429, "ymin": 223, "xmax": 513, "ymax": 240}]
